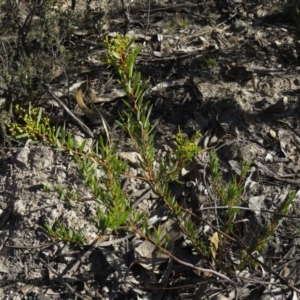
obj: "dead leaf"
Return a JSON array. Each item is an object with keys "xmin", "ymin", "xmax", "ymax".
[{"xmin": 210, "ymin": 232, "xmax": 219, "ymax": 260}]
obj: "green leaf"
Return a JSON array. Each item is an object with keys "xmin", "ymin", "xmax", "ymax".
[
  {"xmin": 37, "ymin": 107, "xmax": 43, "ymax": 126},
  {"xmin": 16, "ymin": 133, "xmax": 29, "ymax": 139},
  {"xmin": 79, "ymin": 140, "xmax": 87, "ymax": 152},
  {"xmin": 128, "ymin": 60, "xmax": 134, "ymax": 78},
  {"xmin": 55, "ymin": 138, "xmax": 62, "ymax": 149},
  {"xmin": 111, "ymin": 50, "xmax": 120, "ymax": 59},
  {"xmin": 133, "ymin": 71, "xmax": 141, "ymax": 88},
  {"xmin": 55, "ymin": 126, "xmax": 61, "ymax": 139}
]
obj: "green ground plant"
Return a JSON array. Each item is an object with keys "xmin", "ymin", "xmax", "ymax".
[
  {"xmin": 237, "ymin": 187, "xmax": 295, "ymax": 270},
  {"xmin": 205, "ymin": 55, "xmax": 219, "ymax": 69},
  {"xmin": 8, "ymin": 34, "xmax": 203, "ymax": 250},
  {"xmin": 209, "ymin": 151, "xmax": 295, "ymax": 268},
  {"xmin": 210, "ymin": 151, "xmax": 252, "ymax": 233},
  {"xmin": 175, "ymin": 16, "xmax": 189, "ymax": 28},
  {"xmin": 165, "ymin": 15, "xmax": 189, "ymax": 33},
  {"xmin": 8, "ymin": 34, "xmax": 296, "ymax": 276}
]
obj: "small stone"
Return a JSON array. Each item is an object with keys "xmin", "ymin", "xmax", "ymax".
[
  {"xmin": 232, "ymin": 19, "xmax": 248, "ymax": 33},
  {"xmin": 30, "ymin": 145, "xmax": 54, "ymax": 170},
  {"xmin": 14, "ymin": 139, "xmax": 31, "ymax": 168},
  {"xmin": 73, "ymin": 134, "xmax": 93, "ymax": 152},
  {"xmin": 13, "ymin": 200, "xmax": 26, "ymax": 216},
  {"xmin": 119, "ymin": 151, "xmax": 142, "ymax": 168}
]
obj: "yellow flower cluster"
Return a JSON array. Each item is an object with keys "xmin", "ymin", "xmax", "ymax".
[
  {"xmin": 174, "ymin": 130, "xmax": 201, "ymax": 154},
  {"xmin": 8, "ymin": 104, "xmax": 51, "ymax": 141},
  {"xmin": 103, "ymin": 34, "xmax": 134, "ymax": 69}
]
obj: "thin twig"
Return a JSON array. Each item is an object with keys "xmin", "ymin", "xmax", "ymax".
[
  {"xmin": 120, "ymin": 0, "xmax": 130, "ymax": 35},
  {"xmin": 5, "ymin": 241, "xmax": 57, "ymax": 250},
  {"xmin": 46, "ymin": 85, "xmax": 94, "ymax": 138},
  {"xmin": 247, "ymin": 251, "xmax": 300, "ymax": 295},
  {"xmin": 144, "ymin": 0, "xmax": 151, "ymax": 37},
  {"xmin": 132, "ymin": 226, "xmax": 236, "ymax": 286}
]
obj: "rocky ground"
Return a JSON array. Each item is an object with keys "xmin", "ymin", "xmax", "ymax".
[{"xmin": 0, "ymin": 0, "xmax": 300, "ymax": 299}]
